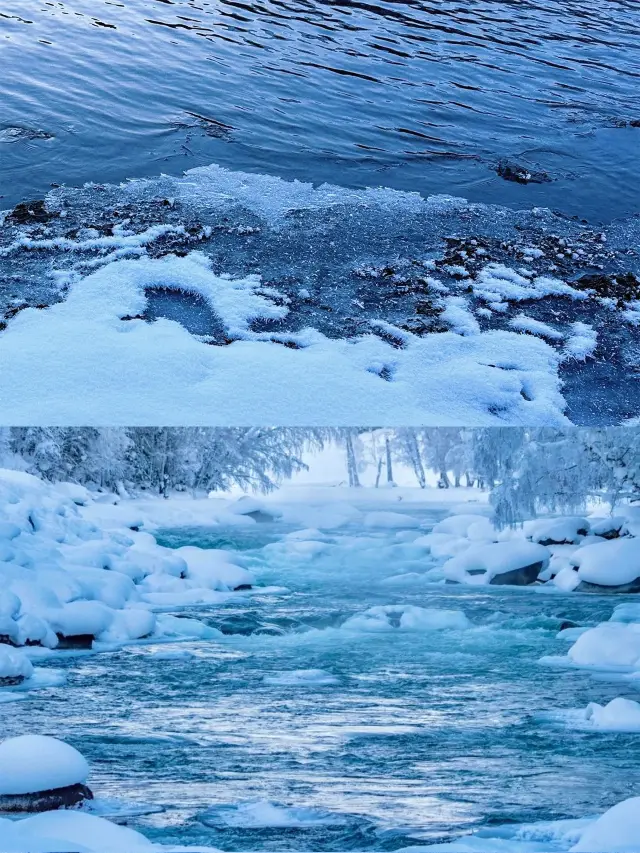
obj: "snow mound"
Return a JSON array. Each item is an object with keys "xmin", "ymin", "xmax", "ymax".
[
  {"xmin": 443, "ymin": 541, "xmax": 549, "ymax": 586},
  {"xmin": 580, "ymin": 697, "xmax": 640, "ymax": 731},
  {"xmin": 567, "ymin": 623, "xmax": 640, "ymax": 670},
  {"xmin": 571, "ymin": 796, "xmax": 640, "ymax": 852},
  {"xmin": 432, "ymin": 514, "xmax": 488, "ymax": 536},
  {"xmin": 342, "ymin": 605, "xmax": 471, "ymax": 632},
  {"xmin": 0, "ymin": 645, "xmax": 34, "ymax": 683},
  {"xmin": 0, "ymin": 735, "xmax": 89, "ymax": 795},
  {"xmin": 524, "ymin": 516, "xmax": 590, "ymax": 545},
  {"xmin": 263, "ymin": 669, "xmax": 339, "ymax": 686},
  {"xmin": 574, "ymin": 539, "xmax": 640, "ymax": 588},
  {"xmin": 2, "ymin": 810, "xmax": 154, "ymax": 852}
]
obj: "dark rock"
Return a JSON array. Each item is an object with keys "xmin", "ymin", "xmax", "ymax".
[
  {"xmin": 559, "ymin": 620, "xmax": 578, "ymax": 631},
  {"xmin": 495, "ymin": 161, "xmax": 551, "ymax": 185},
  {"xmin": 0, "ymin": 783, "xmax": 93, "ymax": 813},
  {"xmin": 489, "ymin": 561, "xmax": 544, "ymax": 586},
  {"xmin": 7, "ymin": 200, "xmax": 58, "ymax": 225},
  {"xmin": 245, "ymin": 509, "xmax": 277, "ymax": 523},
  {"xmin": 233, "ymin": 583, "xmax": 253, "ymax": 591},
  {"xmin": 55, "ymin": 633, "xmax": 95, "ymax": 650},
  {"xmin": 0, "ymin": 675, "xmax": 25, "ymax": 687},
  {"xmin": 573, "ymin": 272, "xmax": 640, "ymax": 302}
]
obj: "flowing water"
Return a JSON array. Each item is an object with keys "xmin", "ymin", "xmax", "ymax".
[
  {"xmin": 2, "ymin": 0, "xmax": 640, "ymax": 221},
  {"xmin": 2, "ymin": 510, "xmax": 640, "ymax": 850}
]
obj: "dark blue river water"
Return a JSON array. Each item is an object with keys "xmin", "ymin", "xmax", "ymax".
[
  {"xmin": 2, "ymin": 516, "xmax": 640, "ymax": 850},
  {"xmin": 2, "ymin": 0, "xmax": 640, "ymax": 221}
]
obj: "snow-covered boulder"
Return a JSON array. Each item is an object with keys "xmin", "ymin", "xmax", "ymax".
[
  {"xmin": 0, "ymin": 644, "xmax": 34, "ymax": 686},
  {"xmin": 571, "ymin": 796, "xmax": 640, "ymax": 851},
  {"xmin": 174, "ymin": 545, "xmax": 255, "ymax": 590},
  {"xmin": 0, "ymin": 735, "xmax": 92, "ymax": 812},
  {"xmin": 567, "ymin": 622, "xmax": 640, "ymax": 670},
  {"xmin": 579, "ymin": 697, "xmax": 640, "ymax": 732},
  {"xmin": 573, "ymin": 538, "xmax": 640, "ymax": 592},
  {"xmin": 3, "ymin": 810, "xmax": 154, "ymax": 852},
  {"xmin": 524, "ymin": 516, "xmax": 590, "ymax": 545},
  {"xmin": 443, "ymin": 541, "xmax": 549, "ymax": 586},
  {"xmin": 589, "ymin": 516, "xmax": 627, "ymax": 540}
]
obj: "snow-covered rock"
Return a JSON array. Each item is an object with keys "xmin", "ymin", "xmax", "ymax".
[
  {"xmin": 443, "ymin": 541, "xmax": 549, "ymax": 586},
  {"xmin": 579, "ymin": 697, "xmax": 640, "ymax": 732},
  {"xmin": 567, "ymin": 622, "xmax": 640, "ymax": 670},
  {"xmin": 174, "ymin": 546, "xmax": 255, "ymax": 590},
  {"xmin": 573, "ymin": 539, "xmax": 640, "ymax": 592},
  {"xmin": 0, "ymin": 735, "xmax": 92, "ymax": 812},
  {"xmin": 524, "ymin": 516, "xmax": 590, "ymax": 545},
  {"xmin": 0, "ymin": 644, "xmax": 34, "ymax": 686}
]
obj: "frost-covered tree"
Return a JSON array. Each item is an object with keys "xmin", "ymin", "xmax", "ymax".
[
  {"xmin": 470, "ymin": 428, "xmax": 640, "ymax": 526},
  {"xmin": 1, "ymin": 428, "xmax": 317, "ymax": 496}
]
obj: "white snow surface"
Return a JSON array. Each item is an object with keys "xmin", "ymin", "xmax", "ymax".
[
  {"xmin": 342, "ymin": 605, "xmax": 471, "ymax": 632},
  {"xmin": 0, "ymin": 252, "xmax": 568, "ymax": 425},
  {"xmin": 0, "ymin": 735, "xmax": 89, "ymax": 795}
]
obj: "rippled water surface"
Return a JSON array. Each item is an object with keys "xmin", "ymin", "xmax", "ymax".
[
  {"xmin": 2, "ymin": 1, "xmax": 640, "ymax": 220},
  {"xmin": 3, "ymin": 512, "xmax": 640, "ymax": 850}
]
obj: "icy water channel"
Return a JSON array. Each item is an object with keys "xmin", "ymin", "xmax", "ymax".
[{"xmin": 2, "ymin": 510, "xmax": 640, "ymax": 850}]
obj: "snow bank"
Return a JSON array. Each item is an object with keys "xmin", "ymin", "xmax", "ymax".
[
  {"xmin": 342, "ymin": 605, "xmax": 471, "ymax": 632},
  {"xmin": 0, "ymin": 735, "xmax": 88, "ymax": 796},
  {"xmin": 0, "ymin": 470, "xmax": 254, "ymax": 654},
  {"xmin": 443, "ymin": 541, "xmax": 549, "ymax": 586}
]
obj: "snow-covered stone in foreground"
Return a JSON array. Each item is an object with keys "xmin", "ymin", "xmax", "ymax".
[
  {"xmin": 574, "ymin": 539, "xmax": 640, "ymax": 592},
  {"xmin": 342, "ymin": 604, "xmax": 470, "ymax": 632},
  {"xmin": 571, "ymin": 796, "xmax": 640, "ymax": 851},
  {"xmin": 0, "ymin": 644, "xmax": 34, "ymax": 686},
  {"xmin": 0, "ymin": 735, "xmax": 92, "ymax": 812},
  {"xmin": 1, "ymin": 810, "xmax": 154, "ymax": 852},
  {"xmin": 443, "ymin": 541, "xmax": 549, "ymax": 586},
  {"xmin": 524, "ymin": 516, "xmax": 590, "ymax": 545}
]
